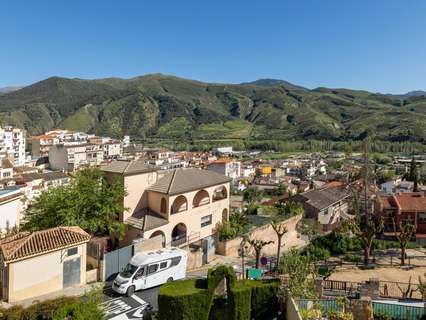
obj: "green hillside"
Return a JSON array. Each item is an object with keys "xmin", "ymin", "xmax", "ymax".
[{"xmin": 0, "ymin": 74, "xmax": 425, "ymax": 143}]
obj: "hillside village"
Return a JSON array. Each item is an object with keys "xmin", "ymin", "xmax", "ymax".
[{"xmin": 0, "ymin": 125, "xmax": 425, "ymax": 319}]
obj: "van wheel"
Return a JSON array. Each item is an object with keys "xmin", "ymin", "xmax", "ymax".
[
  {"xmin": 167, "ymin": 277, "xmax": 173, "ymax": 283},
  {"xmin": 126, "ymin": 286, "xmax": 135, "ymax": 297}
]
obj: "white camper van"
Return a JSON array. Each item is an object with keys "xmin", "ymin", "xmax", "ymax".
[{"xmin": 112, "ymin": 248, "xmax": 187, "ymax": 296}]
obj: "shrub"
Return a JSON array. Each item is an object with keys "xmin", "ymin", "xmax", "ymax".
[
  {"xmin": 158, "ymin": 278, "xmax": 212, "ymax": 320},
  {"xmin": 0, "ymin": 288, "xmax": 103, "ymax": 320},
  {"xmin": 159, "ymin": 266, "xmax": 280, "ymax": 320},
  {"xmin": 344, "ymin": 254, "xmax": 362, "ymax": 263},
  {"xmin": 248, "ymin": 279, "xmax": 280, "ymax": 319},
  {"xmin": 305, "ymin": 245, "xmax": 331, "ymax": 261},
  {"xmin": 229, "ymin": 281, "xmax": 251, "ymax": 320},
  {"xmin": 217, "ymin": 212, "xmax": 249, "ymax": 241}
]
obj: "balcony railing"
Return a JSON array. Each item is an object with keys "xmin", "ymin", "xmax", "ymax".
[{"xmin": 170, "ymin": 232, "xmax": 201, "ymax": 247}]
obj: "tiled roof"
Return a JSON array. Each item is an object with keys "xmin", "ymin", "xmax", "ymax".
[
  {"xmin": 394, "ymin": 192, "xmax": 426, "ymax": 212},
  {"xmin": 147, "ymin": 168, "xmax": 231, "ymax": 195},
  {"xmin": 17, "ymin": 171, "xmax": 69, "ymax": 183},
  {"xmin": 125, "ymin": 208, "xmax": 168, "ymax": 231},
  {"xmin": 209, "ymin": 158, "xmax": 233, "ymax": 164},
  {"xmin": 101, "ymin": 160, "xmax": 158, "ymax": 176},
  {"xmin": 0, "ymin": 226, "xmax": 90, "ymax": 263},
  {"xmin": 0, "ymin": 159, "xmax": 13, "ymax": 169},
  {"xmin": 295, "ymin": 186, "xmax": 350, "ymax": 210}
]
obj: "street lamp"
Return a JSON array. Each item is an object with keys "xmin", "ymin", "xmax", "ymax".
[{"xmin": 238, "ymin": 237, "xmax": 249, "ymax": 279}]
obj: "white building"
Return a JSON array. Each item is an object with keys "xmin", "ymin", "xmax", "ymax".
[
  {"xmin": 207, "ymin": 159, "xmax": 241, "ymax": 180},
  {"xmin": 49, "ymin": 144, "xmax": 104, "ymax": 172},
  {"xmin": 0, "ymin": 189, "xmax": 23, "ymax": 233},
  {"xmin": 0, "ymin": 159, "xmax": 13, "ymax": 179},
  {"xmin": 0, "ymin": 126, "xmax": 26, "ymax": 166}
]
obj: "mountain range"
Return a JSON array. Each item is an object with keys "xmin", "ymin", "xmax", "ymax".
[{"xmin": 0, "ymin": 74, "xmax": 425, "ymax": 142}]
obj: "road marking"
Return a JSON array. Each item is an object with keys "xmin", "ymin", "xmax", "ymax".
[
  {"xmin": 101, "ymin": 295, "xmax": 125, "ymax": 304},
  {"xmin": 130, "ymin": 294, "xmax": 147, "ymax": 305},
  {"xmin": 103, "ymin": 300, "xmax": 132, "ymax": 316}
]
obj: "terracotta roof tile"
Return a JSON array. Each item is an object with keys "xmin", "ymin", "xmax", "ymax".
[
  {"xmin": 0, "ymin": 226, "xmax": 90, "ymax": 262},
  {"xmin": 146, "ymin": 168, "xmax": 231, "ymax": 195},
  {"xmin": 394, "ymin": 192, "xmax": 426, "ymax": 212}
]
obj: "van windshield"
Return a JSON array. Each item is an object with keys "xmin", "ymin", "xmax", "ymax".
[{"xmin": 120, "ymin": 263, "xmax": 138, "ymax": 278}]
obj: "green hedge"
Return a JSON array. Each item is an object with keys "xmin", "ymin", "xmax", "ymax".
[
  {"xmin": 158, "ymin": 278, "xmax": 213, "ymax": 320},
  {"xmin": 229, "ymin": 282, "xmax": 252, "ymax": 320},
  {"xmin": 249, "ymin": 279, "xmax": 280, "ymax": 319},
  {"xmin": 158, "ymin": 266, "xmax": 280, "ymax": 320}
]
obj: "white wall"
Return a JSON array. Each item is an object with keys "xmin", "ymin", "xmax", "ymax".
[{"xmin": 0, "ymin": 197, "xmax": 20, "ymax": 231}]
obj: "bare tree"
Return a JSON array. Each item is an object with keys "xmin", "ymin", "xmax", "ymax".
[
  {"xmin": 248, "ymin": 238, "xmax": 274, "ymax": 268},
  {"xmin": 393, "ymin": 219, "xmax": 416, "ymax": 266},
  {"xmin": 270, "ymin": 220, "xmax": 288, "ymax": 266},
  {"xmin": 345, "ymin": 191, "xmax": 384, "ymax": 266},
  {"xmin": 344, "ymin": 140, "xmax": 383, "ymax": 266}
]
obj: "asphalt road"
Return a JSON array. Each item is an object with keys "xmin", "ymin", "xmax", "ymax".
[{"xmin": 102, "ymin": 285, "xmax": 160, "ymax": 320}]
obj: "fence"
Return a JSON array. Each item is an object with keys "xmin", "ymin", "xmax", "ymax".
[
  {"xmin": 296, "ymin": 299, "xmax": 425, "ymax": 320},
  {"xmin": 379, "ymin": 281, "xmax": 422, "ymax": 300},
  {"xmin": 323, "ymin": 280, "xmax": 361, "ymax": 294},
  {"xmin": 322, "ymin": 279, "xmax": 422, "ymax": 301},
  {"xmin": 372, "ymin": 301, "xmax": 424, "ymax": 320},
  {"xmin": 104, "ymin": 244, "xmax": 134, "ymax": 280},
  {"xmin": 296, "ymin": 299, "xmax": 341, "ymax": 313}
]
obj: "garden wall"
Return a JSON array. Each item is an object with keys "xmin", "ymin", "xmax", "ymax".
[{"xmin": 216, "ymin": 214, "xmax": 303, "ymax": 257}]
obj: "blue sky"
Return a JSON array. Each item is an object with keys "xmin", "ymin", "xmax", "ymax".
[{"xmin": 1, "ymin": 0, "xmax": 425, "ymax": 93}]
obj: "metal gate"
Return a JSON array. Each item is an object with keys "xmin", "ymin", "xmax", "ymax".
[
  {"xmin": 63, "ymin": 257, "xmax": 81, "ymax": 288},
  {"xmin": 104, "ymin": 245, "xmax": 134, "ymax": 280}
]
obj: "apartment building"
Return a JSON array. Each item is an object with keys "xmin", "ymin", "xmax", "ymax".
[
  {"xmin": 207, "ymin": 158, "xmax": 241, "ymax": 180},
  {"xmin": 145, "ymin": 149, "xmax": 187, "ymax": 170},
  {"xmin": 49, "ymin": 144, "xmax": 104, "ymax": 172},
  {"xmin": 102, "ymin": 160, "xmax": 231, "ymax": 259},
  {"xmin": 31, "ymin": 129, "xmax": 76, "ymax": 158},
  {"xmin": 0, "ymin": 126, "xmax": 26, "ymax": 166}
]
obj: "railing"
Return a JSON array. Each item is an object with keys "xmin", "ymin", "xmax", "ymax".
[
  {"xmin": 372, "ymin": 301, "xmax": 424, "ymax": 320},
  {"xmin": 297, "ymin": 299, "xmax": 425, "ymax": 319},
  {"xmin": 171, "ymin": 234, "xmax": 187, "ymax": 247},
  {"xmin": 169, "ymin": 232, "xmax": 201, "ymax": 248},
  {"xmin": 296, "ymin": 299, "xmax": 341, "ymax": 313},
  {"xmin": 322, "ymin": 279, "xmax": 422, "ymax": 300},
  {"xmin": 379, "ymin": 281, "xmax": 422, "ymax": 300},
  {"xmin": 323, "ymin": 280, "xmax": 361, "ymax": 293}
]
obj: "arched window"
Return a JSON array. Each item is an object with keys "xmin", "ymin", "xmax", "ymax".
[
  {"xmin": 192, "ymin": 190, "xmax": 210, "ymax": 208},
  {"xmin": 213, "ymin": 186, "xmax": 228, "ymax": 202},
  {"xmin": 160, "ymin": 198, "xmax": 167, "ymax": 214},
  {"xmin": 171, "ymin": 223, "xmax": 187, "ymax": 246},
  {"xmin": 171, "ymin": 195, "xmax": 188, "ymax": 214}
]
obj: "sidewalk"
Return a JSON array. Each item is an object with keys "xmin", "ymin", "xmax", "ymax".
[{"xmin": 187, "ymin": 254, "xmax": 256, "ymax": 278}]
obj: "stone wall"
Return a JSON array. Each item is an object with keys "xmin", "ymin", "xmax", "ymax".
[
  {"xmin": 86, "ymin": 269, "xmax": 98, "ymax": 284},
  {"xmin": 216, "ymin": 214, "xmax": 303, "ymax": 257},
  {"xmin": 187, "ymin": 247, "xmax": 203, "ymax": 270}
]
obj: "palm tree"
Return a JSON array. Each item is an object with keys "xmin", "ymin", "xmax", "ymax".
[
  {"xmin": 248, "ymin": 238, "xmax": 274, "ymax": 268},
  {"xmin": 270, "ymin": 220, "xmax": 288, "ymax": 266}
]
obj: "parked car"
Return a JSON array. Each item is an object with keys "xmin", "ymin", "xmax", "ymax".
[{"xmin": 112, "ymin": 247, "xmax": 187, "ymax": 296}]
